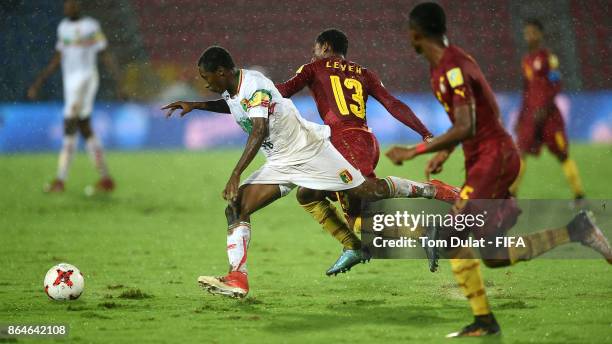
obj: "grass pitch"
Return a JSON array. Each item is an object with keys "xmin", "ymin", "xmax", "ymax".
[{"xmin": 1, "ymin": 144, "xmax": 611, "ymax": 343}]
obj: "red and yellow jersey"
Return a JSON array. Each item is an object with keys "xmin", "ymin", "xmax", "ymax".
[
  {"xmin": 276, "ymin": 57, "xmax": 431, "ymax": 139},
  {"xmin": 521, "ymin": 48, "xmax": 561, "ymax": 110},
  {"xmin": 430, "ymin": 45, "xmax": 512, "ymax": 161}
]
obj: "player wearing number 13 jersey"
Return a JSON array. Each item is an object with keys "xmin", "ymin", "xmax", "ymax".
[
  {"xmin": 276, "ymin": 29, "xmax": 459, "ymax": 276},
  {"xmin": 277, "ymin": 29, "xmax": 433, "ymax": 178}
]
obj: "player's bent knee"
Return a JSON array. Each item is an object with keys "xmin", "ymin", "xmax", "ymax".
[
  {"xmin": 78, "ymin": 118, "xmax": 93, "ymax": 139},
  {"xmin": 64, "ymin": 118, "xmax": 79, "ymax": 136},
  {"xmin": 296, "ymin": 187, "xmax": 324, "ymax": 205},
  {"xmin": 556, "ymin": 153, "xmax": 568, "ymax": 163}
]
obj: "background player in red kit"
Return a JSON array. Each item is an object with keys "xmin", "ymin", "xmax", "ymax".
[
  {"xmin": 386, "ymin": 2, "xmax": 612, "ymax": 338},
  {"xmin": 276, "ymin": 29, "xmax": 459, "ymax": 275},
  {"xmin": 510, "ymin": 19, "xmax": 586, "ymax": 205}
]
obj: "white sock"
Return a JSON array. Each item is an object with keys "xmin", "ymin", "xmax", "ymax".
[
  {"xmin": 227, "ymin": 222, "xmax": 251, "ymax": 274},
  {"xmin": 86, "ymin": 136, "xmax": 109, "ymax": 178},
  {"xmin": 385, "ymin": 176, "xmax": 435, "ymax": 198},
  {"xmin": 57, "ymin": 135, "xmax": 77, "ymax": 181}
]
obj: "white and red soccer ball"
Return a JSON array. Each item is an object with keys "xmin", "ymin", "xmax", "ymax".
[{"xmin": 44, "ymin": 263, "xmax": 84, "ymax": 300}]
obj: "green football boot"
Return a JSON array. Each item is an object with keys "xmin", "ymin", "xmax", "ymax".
[{"xmin": 325, "ymin": 247, "xmax": 371, "ymax": 276}]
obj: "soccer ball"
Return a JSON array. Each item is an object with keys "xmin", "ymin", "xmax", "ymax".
[{"xmin": 43, "ymin": 263, "xmax": 84, "ymax": 300}]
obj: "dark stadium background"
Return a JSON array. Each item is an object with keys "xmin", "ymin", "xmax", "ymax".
[{"xmin": 1, "ymin": 0, "xmax": 610, "ymax": 151}]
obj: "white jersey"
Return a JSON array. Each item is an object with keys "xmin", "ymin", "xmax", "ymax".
[
  {"xmin": 223, "ymin": 69, "xmax": 331, "ymax": 166},
  {"xmin": 56, "ymin": 16, "xmax": 107, "ymax": 83}
]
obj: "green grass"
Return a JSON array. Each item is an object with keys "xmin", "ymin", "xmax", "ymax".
[{"xmin": 0, "ymin": 144, "xmax": 611, "ymax": 343}]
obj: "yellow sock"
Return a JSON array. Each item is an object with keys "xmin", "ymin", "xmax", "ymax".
[
  {"xmin": 450, "ymin": 248, "xmax": 491, "ymax": 316},
  {"xmin": 561, "ymin": 159, "xmax": 585, "ymax": 197},
  {"xmin": 509, "ymin": 158, "xmax": 526, "ymax": 196},
  {"xmin": 353, "ymin": 216, "xmax": 362, "ymax": 236},
  {"xmin": 301, "ymin": 200, "xmax": 361, "ymax": 250},
  {"xmin": 509, "ymin": 227, "xmax": 570, "ymax": 264}
]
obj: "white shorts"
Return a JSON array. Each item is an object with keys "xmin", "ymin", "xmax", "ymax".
[
  {"xmin": 63, "ymin": 73, "xmax": 99, "ymax": 119},
  {"xmin": 242, "ymin": 141, "xmax": 365, "ymax": 195}
]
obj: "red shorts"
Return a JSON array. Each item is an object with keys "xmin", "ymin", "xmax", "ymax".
[
  {"xmin": 452, "ymin": 139, "xmax": 522, "ymax": 240},
  {"xmin": 516, "ymin": 107, "xmax": 568, "ymax": 161},
  {"xmin": 330, "ymin": 127, "xmax": 380, "ymax": 179}
]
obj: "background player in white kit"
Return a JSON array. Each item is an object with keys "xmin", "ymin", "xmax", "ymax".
[
  {"xmin": 27, "ymin": 0, "xmax": 121, "ymax": 194},
  {"xmin": 162, "ymin": 46, "xmax": 444, "ymax": 298}
]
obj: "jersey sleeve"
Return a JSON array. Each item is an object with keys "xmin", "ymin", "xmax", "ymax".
[
  {"xmin": 445, "ymin": 65, "xmax": 475, "ymax": 108},
  {"xmin": 275, "ymin": 63, "xmax": 314, "ymax": 98},
  {"xmin": 90, "ymin": 19, "xmax": 108, "ymax": 52},
  {"xmin": 242, "ymin": 77, "xmax": 273, "ymax": 119},
  {"xmin": 365, "ymin": 70, "xmax": 432, "ymax": 139}
]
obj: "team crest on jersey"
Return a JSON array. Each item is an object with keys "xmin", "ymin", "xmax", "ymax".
[
  {"xmin": 240, "ymin": 89, "xmax": 272, "ymax": 112},
  {"xmin": 446, "ymin": 67, "xmax": 464, "ymax": 88},
  {"xmin": 339, "ymin": 169, "xmax": 353, "ymax": 184}
]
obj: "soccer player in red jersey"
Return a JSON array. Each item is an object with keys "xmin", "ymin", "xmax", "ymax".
[
  {"xmin": 276, "ymin": 29, "xmax": 460, "ymax": 275},
  {"xmin": 510, "ymin": 19, "xmax": 586, "ymax": 205},
  {"xmin": 386, "ymin": 2, "xmax": 612, "ymax": 337}
]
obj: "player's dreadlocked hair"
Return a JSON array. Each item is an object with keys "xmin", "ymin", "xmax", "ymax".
[
  {"xmin": 198, "ymin": 46, "xmax": 235, "ymax": 72},
  {"xmin": 316, "ymin": 29, "xmax": 348, "ymax": 56},
  {"xmin": 409, "ymin": 2, "xmax": 447, "ymax": 37},
  {"xmin": 525, "ymin": 18, "xmax": 544, "ymax": 32}
]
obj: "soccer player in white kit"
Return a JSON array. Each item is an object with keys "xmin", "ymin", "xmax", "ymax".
[
  {"xmin": 28, "ymin": 0, "xmax": 120, "ymax": 193},
  {"xmin": 162, "ymin": 46, "xmax": 441, "ymax": 298}
]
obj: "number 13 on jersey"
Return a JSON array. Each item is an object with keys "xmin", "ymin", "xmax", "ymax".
[{"xmin": 330, "ymin": 75, "xmax": 365, "ymax": 119}]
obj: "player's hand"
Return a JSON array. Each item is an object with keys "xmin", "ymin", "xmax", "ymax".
[
  {"xmin": 27, "ymin": 84, "xmax": 40, "ymax": 100},
  {"xmin": 425, "ymin": 151, "xmax": 448, "ymax": 180},
  {"xmin": 385, "ymin": 146, "xmax": 417, "ymax": 166},
  {"xmin": 222, "ymin": 173, "xmax": 241, "ymax": 202},
  {"xmin": 161, "ymin": 101, "xmax": 194, "ymax": 118}
]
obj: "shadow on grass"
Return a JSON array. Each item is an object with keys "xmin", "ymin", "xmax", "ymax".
[{"xmin": 263, "ymin": 303, "xmax": 462, "ymax": 333}]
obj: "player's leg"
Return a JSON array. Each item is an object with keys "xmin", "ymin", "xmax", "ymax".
[
  {"xmin": 198, "ymin": 183, "xmax": 283, "ymax": 298},
  {"xmin": 44, "ymin": 118, "xmax": 79, "ymax": 193},
  {"xmin": 79, "ymin": 118, "xmax": 114, "ymax": 193},
  {"xmin": 296, "ymin": 187, "xmax": 370, "ymax": 276},
  {"xmin": 78, "ymin": 75, "xmax": 114, "ymax": 194},
  {"xmin": 427, "ymin": 148, "xmax": 516, "ymax": 337},
  {"xmin": 437, "ymin": 200, "xmax": 500, "ymax": 337},
  {"xmin": 542, "ymin": 112, "xmax": 586, "ymax": 202},
  {"xmin": 509, "ymin": 110, "xmax": 537, "ymax": 196},
  {"xmin": 343, "ymin": 175, "xmax": 433, "ymax": 201},
  {"xmin": 296, "ymin": 187, "xmax": 361, "ymax": 250},
  {"xmin": 504, "ymin": 210, "xmax": 612, "ymax": 265},
  {"xmin": 446, "ymin": 247, "xmax": 500, "ymax": 338},
  {"xmin": 45, "ymin": 79, "xmax": 83, "ymax": 193},
  {"xmin": 332, "ymin": 129, "xmax": 459, "ymax": 210}
]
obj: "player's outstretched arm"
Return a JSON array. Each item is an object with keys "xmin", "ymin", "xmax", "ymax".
[
  {"xmin": 27, "ymin": 52, "xmax": 61, "ymax": 100},
  {"xmin": 162, "ymin": 100, "xmax": 230, "ymax": 117},
  {"xmin": 275, "ymin": 64, "xmax": 312, "ymax": 98},
  {"xmin": 385, "ymin": 102, "xmax": 473, "ymax": 165},
  {"xmin": 366, "ymin": 71, "xmax": 432, "ymax": 140},
  {"xmin": 223, "ymin": 117, "xmax": 268, "ymax": 202}
]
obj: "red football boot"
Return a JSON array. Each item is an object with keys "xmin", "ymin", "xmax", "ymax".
[
  {"xmin": 198, "ymin": 271, "xmax": 249, "ymax": 298},
  {"xmin": 43, "ymin": 179, "xmax": 65, "ymax": 193},
  {"xmin": 95, "ymin": 177, "xmax": 115, "ymax": 192},
  {"xmin": 428, "ymin": 179, "xmax": 460, "ymax": 203}
]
